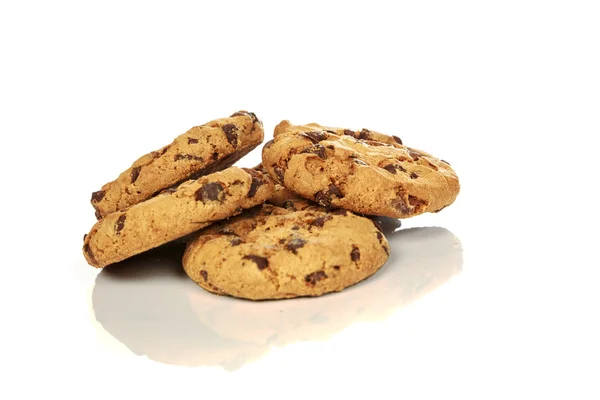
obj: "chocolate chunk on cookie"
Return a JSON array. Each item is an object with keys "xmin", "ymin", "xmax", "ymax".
[
  {"xmin": 91, "ymin": 111, "xmax": 264, "ymax": 219},
  {"xmin": 262, "ymin": 120, "xmax": 459, "ymax": 218},
  {"xmin": 83, "ymin": 167, "xmax": 274, "ymax": 268},
  {"xmin": 183, "ymin": 204, "xmax": 390, "ymax": 300}
]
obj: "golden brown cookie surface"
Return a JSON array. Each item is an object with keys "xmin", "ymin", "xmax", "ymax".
[
  {"xmin": 183, "ymin": 204, "xmax": 389, "ymax": 300},
  {"xmin": 83, "ymin": 167, "xmax": 274, "ymax": 268},
  {"xmin": 91, "ymin": 111, "xmax": 263, "ymax": 219},
  {"xmin": 262, "ymin": 121, "xmax": 459, "ymax": 218}
]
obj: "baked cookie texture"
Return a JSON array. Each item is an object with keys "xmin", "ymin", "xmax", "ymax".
[
  {"xmin": 83, "ymin": 167, "xmax": 274, "ymax": 268},
  {"xmin": 254, "ymin": 163, "xmax": 314, "ymax": 210},
  {"xmin": 183, "ymin": 204, "xmax": 390, "ymax": 300},
  {"xmin": 262, "ymin": 121, "xmax": 460, "ymax": 218},
  {"xmin": 91, "ymin": 111, "xmax": 263, "ymax": 219},
  {"xmin": 268, "ymin": 184, "xmax": 314, "ymax": 211}
]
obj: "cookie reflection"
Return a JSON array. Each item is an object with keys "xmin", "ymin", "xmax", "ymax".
[{"xmin": 93, "ymin": 226, "xmax": 462, "ymax": 370}]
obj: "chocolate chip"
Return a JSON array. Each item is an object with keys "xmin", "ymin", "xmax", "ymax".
[
  {"xmin": 95, "ymin": 210, "xmax": 103, "ymax": 220},
  {"xmin": 314, "ymin": 184, "xmax": 343, "ymax": 207},
  {"xmin": 200, "ymin": 270, "xmax": 208, "ymax": 281},
  {"xmin": 286, "ymin": 238, "xmax": 307, "ymax": 254},
  {"xmin": 291, "ymin": 225, "xmax": 300, "ymax": 230},
  {"xmin": 383, "ymin": 164, "xmax": 398, "ymax": 174},
  {"xmin": 410, "ymin": 172, "xmax": 419, "ymax": 179},
  {"xmin": 383, "ymin": 164, "xmax": 407, "ymax": 174},
  {"xmin": 343, "ymin": 129, "xmax": 355, "ymax": 137},
  {"xmin": 311, "ymin": 215, "xmax": 333, "ymax": 228},
  {"xmin": 315, "ymin": 190, "xmax": 331, "ymax": 207},
  {"xmin": 230, "ymin": 237, "xmax": 243, "ymax": 246},
  {"xmin": 358, "ymin": 129, "xmax": 371, "ymax": 140},
  {"xmin": 188, "ymin": 137, "xmax": 199, "ymax": 144},
  {"xmin": 441, "ymin": 159, "xmax": 451, "ymax": 165},
  {"xmin": 305, "ymin": 271, "xmax": 327, "ymax": 286},
  {"xmin": 300, "ymin": 143, "xmax": 327, "ymax": 160},
  {"xmin": 174, "ymin": 154, "xmax": 203, "ymax": 162},
  {"xmin": 247, "ymin": 176, "xmax": 263, "ymax": 198},
  {"xmin": 408, "ymin": 150, "xmax": 421, "ymax": 161},
  {"xmin": 222, "ymin": 124, "xmax": 239, "ymax": 147},
  {"xmin": 219, "ymin": 228, "xmax": 235, "ymax": 235},
  {"xmin": 131, "ymin": 166, "xmax": 141, "ymax": 183},
  {"xmin": 392, "ymin": 198, "xmax": 411, "ymax": 214},
  {"xmin": 211, "ymin": 152, "xmax": 219, "ymax": 161},
  {"xmin": 83, "ymin": 233, "xmax": 87, "ymax": 242},
  {"xmin": 273, "ymin": 165, "xmax": 285, "ymax": 183},
  {"xmin": 301, "ymin": 131, "xmax": 326, "ymax": 142},
  {"xmin": 196, "ymin": 182, "xmax": 224, "ymax": 202},
  {"xmin": 91, "ymin": 190, "xmax": 105, "ymax": 203},
  {"xmin": 83, "ymin": 243, "xmax": 97, "ymax": 265},
  {"xmin": 328, "ymin": 184, "xmax": 343, "ymax": 198},
  {"xmin": 115, "ymin": 214, "xmax": 126, "ymax": 234},
  {"xmin": 333, "ymin": 266, "xmax": 341, "ymax": 270},
  {"xmin": 152, "ymin": 145, "xmax": 170, "ymax": 158},
  {"xmin": 408, "ymin": 195, "xmax": 426, "ymax": 207},
  {"xmin": 351, "ymin": 246, "xmax": 360, "ymax": 261},
  {"xmin": 243, "ymin": 255, "xmax": 269, "ymax": 270},
  {"xmin": 230, "ymin": 111, "xmax": 259, "ymax": 124},
  {"xmin": 426, "ymin": 161, "xmax": 439, "ymax": 171},
  {"xmin": 392, "ymin": 135, "xmax": 403, "ymax": 145},
  {"xmin": 376, "ymin": 231, "xmax": 384, "ymax": 244},
  {"xmin": 278, "ymin": 238, "xmax": 286, "ymax": 244}
]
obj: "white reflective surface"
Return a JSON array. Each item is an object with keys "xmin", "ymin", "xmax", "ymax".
[{"xmin": 92, "ymin": 225, "xmax": 462, "ymax": 370}]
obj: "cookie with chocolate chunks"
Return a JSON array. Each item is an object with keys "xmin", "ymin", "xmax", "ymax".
[
  {"xmin": 262, "ymin": 120, "xmax": 459, "ymax": 218},
  {"xmin": 183, "ymin": 204, "xmax": 389, "ymax": 300},
  {"xmin": 83, "ymin": 167, "xmax": 274, "ymax": 268},
  {"xmin": 91, "ymin": 111, "xmax": 263, "ymax": 219}
]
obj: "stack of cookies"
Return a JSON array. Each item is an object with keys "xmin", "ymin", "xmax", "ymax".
[{"xmin": 83, "ymin": 111, "xmax": 460, "ymax": 300}]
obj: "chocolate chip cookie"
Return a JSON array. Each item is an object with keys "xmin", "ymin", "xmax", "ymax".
[
  {"xmin": 262, "ymin": 120, "xmax": 460, "ymax": 218},
  {"xmin": 83, "ymin": 167, "xmax": 274, "ymax": 268},
  {"xmin": 91, "ymin": 111, "xmax": 263, "ymax": 219},
  {"xmin": 183, "ymin": 204, "xmax": 390, "ymax": 300}
]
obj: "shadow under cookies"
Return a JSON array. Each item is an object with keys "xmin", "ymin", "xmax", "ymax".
[{"xmin": 92, "ymin": 223, "xmax": 463, "ymax": 371}]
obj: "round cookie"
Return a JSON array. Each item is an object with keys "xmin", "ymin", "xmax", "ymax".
[
  {"xmin": 91, "ymin": 111, "xmax": 263, "ymax": 219},
  {"xmin": 262, "ymin": 120, "xmax": 460, "ymax": 218},
  {"xmin": 83, "ymin": 167, "xmax": 274, "ymax": 268},
  {"xmin": 183, "ymin": 204, "xmax": 390, "ymax": 300}
]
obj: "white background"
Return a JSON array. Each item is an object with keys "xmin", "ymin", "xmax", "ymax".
[{"xmin": 1, "ymin": 1, "xmax": 599, "ymax": 399}]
